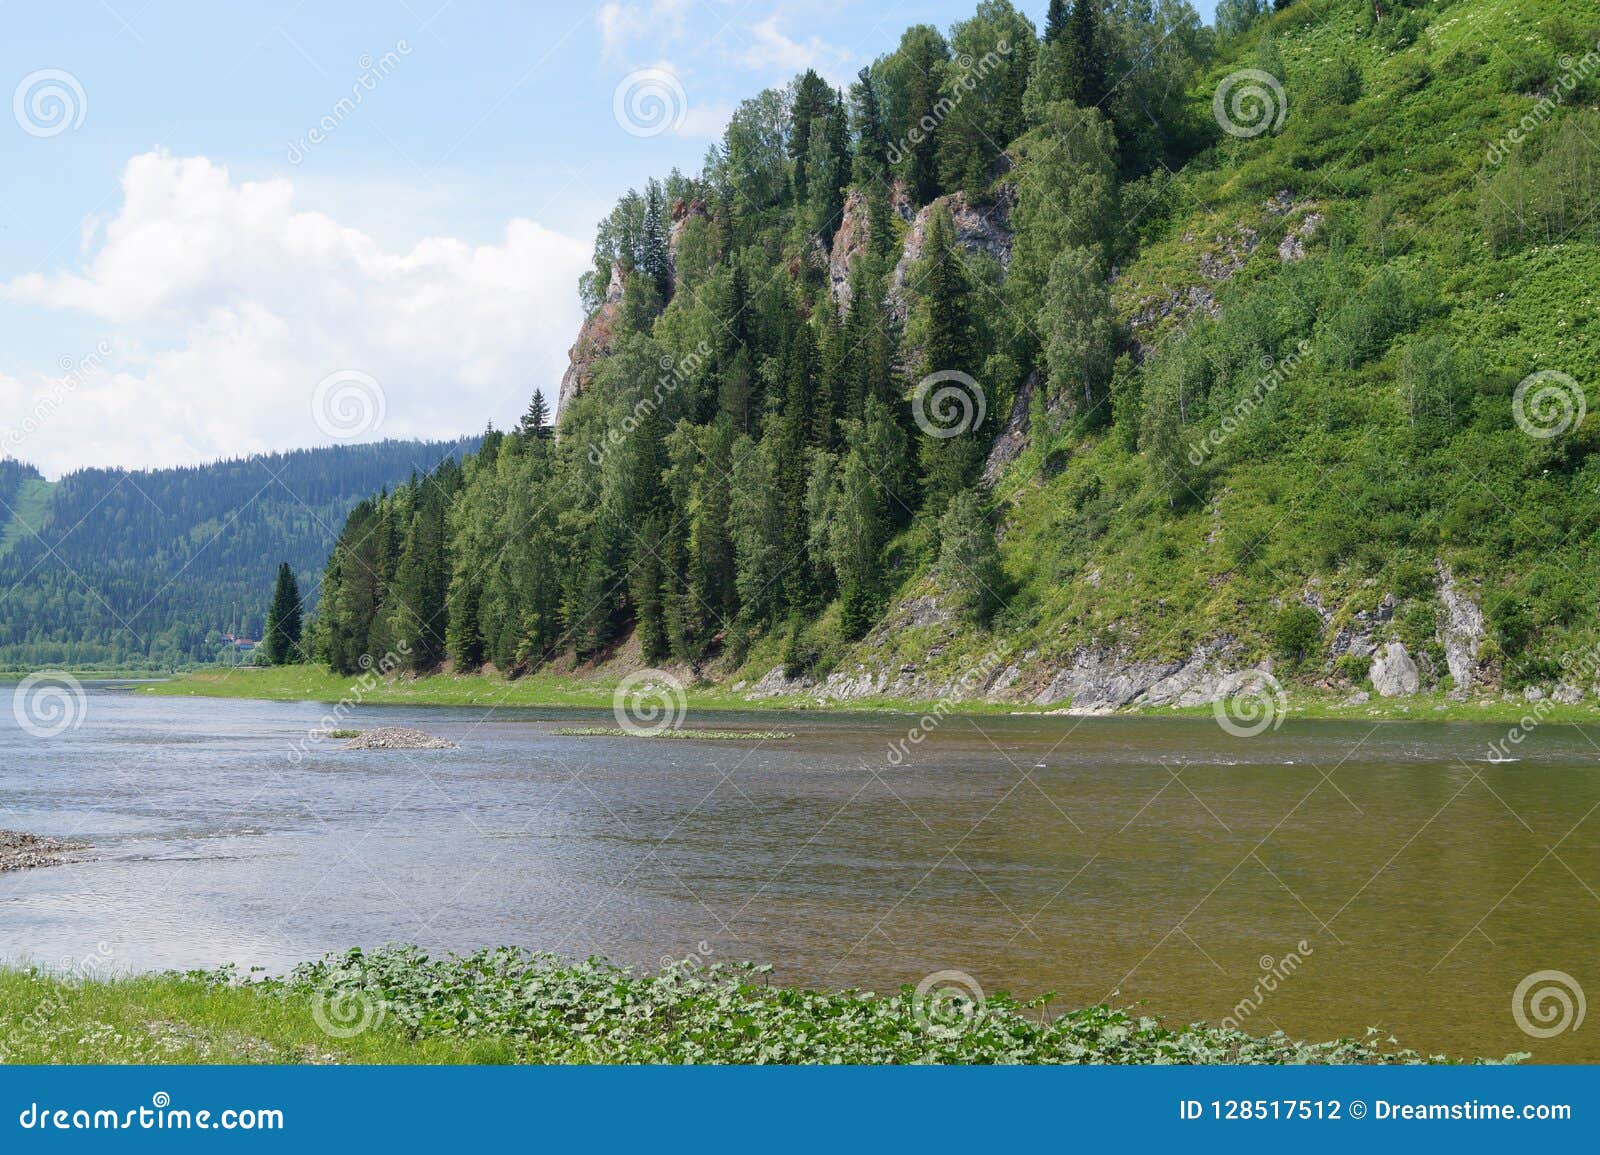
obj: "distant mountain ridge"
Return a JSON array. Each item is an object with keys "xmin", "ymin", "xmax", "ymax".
[{"xmin": 0, "ymin": 438, "xmax": 480, "ymax": 670}]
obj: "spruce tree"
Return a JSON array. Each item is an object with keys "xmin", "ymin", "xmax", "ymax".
[
  {"xmin": 640, "ymin": 179, "xmax": 673, "ymax": 301},
  {"xmin": 263, "ymin": 562, "xmax": 303, "ymax": 666},
  {"xmin": 850, "ymin": 67, "xmax": 888, "ymax": 180},
  {"xmin": 1067, "ymin": 0, "xmax": 1106, "ymax": 108},
  {"xmin": 789, "ymin": 70, "xmax": 832, "ymax": 207},
  {"xmin": 1045, "ymin": 0, "xmax": 1070, "ymax": 42},
  {"xmin": 519, "ymin": 389, "xmax": 551, "ymax": 438},
  {"xmin": 915, "ymin": 203, "xmax": 983, "ymax": 515}
]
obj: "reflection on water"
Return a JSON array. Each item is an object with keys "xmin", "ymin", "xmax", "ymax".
[{"xmin": 1, "ymin": 686, "xmax": 1597, "ymax": 1061}]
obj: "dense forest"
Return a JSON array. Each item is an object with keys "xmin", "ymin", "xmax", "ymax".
[
  {"xmin": 0, "ymin": 439, "xmax": 478, "ymax": 670},
  {"xmin": 312, "ymin": 0, "xmax": 1600, "ymax": 703}
]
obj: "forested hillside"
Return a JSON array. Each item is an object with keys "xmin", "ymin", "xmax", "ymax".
[
  {"xmin": 313, "ymin": 0, "xmax": 1600, "ymax": 709},
  {"xmin": 0, "ymin": 439, "xmax": 479, "ymax": 670}
]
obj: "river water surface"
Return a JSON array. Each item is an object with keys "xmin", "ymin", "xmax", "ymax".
[{"xmin": 2, "ymin": 685, "xmax": 1597, "ymax": 1061}]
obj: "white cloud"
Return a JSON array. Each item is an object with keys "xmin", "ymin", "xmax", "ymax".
[
  {"xmin": 598, "ymin": 0, "xmax": 693, "ymax": 61},
  {"xmin": 2, "ymin": 152, "xmax": 591, "ymax": 478},
  {"xmin": 675, "ymin": 99, "xmax": 736, "ymax": 139},
  {"xmin": 738, "ymin": 15, "xmax": 853, "ymax": 85}
]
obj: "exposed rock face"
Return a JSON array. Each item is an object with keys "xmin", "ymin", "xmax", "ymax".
[
  {"xmin": 742, "ymin": 665, "xmax": 816, "ymax": 700},
  {"xmin": 1031, "ymin": 641, "xmax": 1255, "ymax": 713},
  {"xmin": 887, "ymin": 188, "xmax": 1015, "ymax": 326},
  {"xmin": 668, "ymin": 197, "xmax": 709, "ymax": 292},
  {"xmin": 669, "ymin": 197, "xmax": 708, "ymax": 248},
  {"xmin": 1436, "ymin": 566, "xmax": 1485, "ymax": 695},
  {"xmin": 1330, "ymin": 593, "xmax": 1396, "ymax": 661},
  {"xmin": 557, "ymin": 259, "xmax": 625, "ymax": 418},
  {"xmin": 825, "ymin": 182, "xmax": 913, "ymax": 311},
  {"xmin": 1264, "ymin": 188, "xmax": 1323, "ymax": 263},
  {"xmin": 1278, "ymin": 211, "xmax": 1324, "ymax": 262},
  {"xmin": 740, "ymin": 635, "xmax": 1265, "ymax": 713},
  {"xmin": 1125, "ymin": 191, "xmax": 1318, "ymax": 360},
  {"xmin": 1370, "ymin": 642, "xmax": 1420, "ymax": 697},
  {"xmin": 981, "ymin": 370, "xmax": 1038, "ymax": 486}
]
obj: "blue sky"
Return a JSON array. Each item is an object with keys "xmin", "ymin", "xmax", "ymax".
[{"xmin": 0, "ymin": 0, "xmax": 1219, "ymax": 477}]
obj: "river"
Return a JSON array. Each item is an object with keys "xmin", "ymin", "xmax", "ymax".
[{"xmin": 2, "ymin": 685, "xmax": 1596, "ymax": 1061}]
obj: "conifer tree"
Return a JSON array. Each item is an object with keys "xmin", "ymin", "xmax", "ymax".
[
  {"xmin": 640, "ymin": 179, "xmax": 673, "ymax": 301},
  {"xmin": 519, "ymin": 389, "xmax": 551, "ymax": 437},
  {"xmin": 1066, "ymin": 0, "xmax": 1106, "ymax": 108},
  {"xmin": 262, "ymin": 562, "xmax": 303, "ymax": 665},
  {"xmin": 915, "ymin": 203, "xmax": 983, "ymax": 515}
]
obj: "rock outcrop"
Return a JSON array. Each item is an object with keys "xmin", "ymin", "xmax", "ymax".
[
  {"xmin": 668, "ymin": 197, "xmax": 709, "ymax": 292},
  {"xmin": 557, "ymin": 259, "xmax": 625, "ymax": 416},
  {"xmin": 825, "ymin": 182, "xmax": 914, "ymax": 310},
  {"xmin": 1370, "ymin": 642, "xmax": 1420, "ymax": 697},
  {"xmin": 1436, "ymin": 566, "xmax": 1485, "ymax": 695},
  {"xmin": 1031, "ymin": 641, "xmax": 1256, "ymax": 713},
  {"xmin": 887, "ymin": 188, "xmax": 1015, "ymax": 326},
  {"xmin": 981, "ymin": 370, "xmax": 1038, "ymax": 486}
]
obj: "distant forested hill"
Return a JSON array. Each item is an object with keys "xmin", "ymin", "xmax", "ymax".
[{"xmin": 0, "ymin": 438, "xmax": 479, "ymax": 670}]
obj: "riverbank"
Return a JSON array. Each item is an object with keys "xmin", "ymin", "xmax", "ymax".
[
  {"xmin": 139, "ymin": 664, "xmax": 1600, "ymax": 726},
  {"xmin": 0, "ymin": 946, "xmax": 1502, "ymax": 1065}
]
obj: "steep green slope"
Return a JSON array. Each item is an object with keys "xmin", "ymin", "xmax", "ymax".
[
  {"xmin": 310, "ymin": 0, "xmax": 1600, "ymax": 710},
  {"xmin": 964, "ymin": 0, "xmax": 1600, "ymax": 702},
  {"xmin": 0, "ymin": 473, "xmax": 53, "ymax": 560}
]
